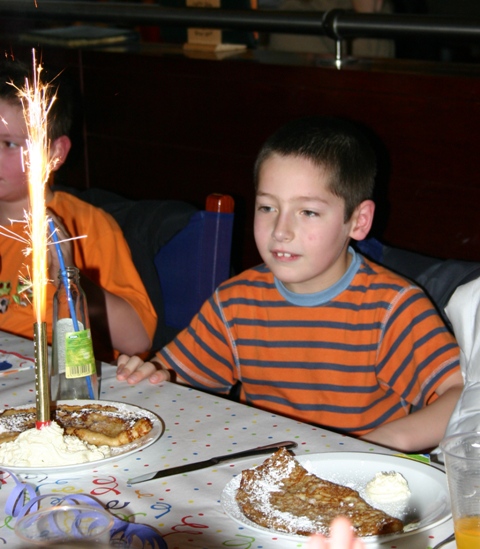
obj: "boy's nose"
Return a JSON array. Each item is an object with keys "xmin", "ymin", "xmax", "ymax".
[{"xmin": 273, "ymin": 215, "xmax": 294, "ymax": 242}]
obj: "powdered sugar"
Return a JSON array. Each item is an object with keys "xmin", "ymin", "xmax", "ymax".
[
  {"xmin": 0, "ymin": 410, "xmax": 35, "ymax": 434},
  {"xmin": 237, "ymin": 456, "xmax": 323, "ymax": 532},
  {"xmin": 234, "ymin": 448, "xmax": 404, "ymax": 537},
  {"xmin": 0, "ymin": 403, "xmax": 147, "ymax": 438}
]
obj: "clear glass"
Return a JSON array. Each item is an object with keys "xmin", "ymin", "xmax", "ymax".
[
  {"xmin": 440, "ymin": 432, "xmax": 480, "ymax": 549},
  {"xmin": 51, "ymin": 267, "xmax": 98, "ymax": 400},
  {"xmin": 14, "ymin": 504, "xmax": 113, "ymax": 545}
]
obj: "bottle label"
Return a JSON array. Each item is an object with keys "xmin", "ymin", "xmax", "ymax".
[
  {"xmin": 55, "ymin": 318, "xmax": 85, "ymax": 375},
  {"xmin": 64, "ymin": 329, "xmax": 96, "ymax": 379}
]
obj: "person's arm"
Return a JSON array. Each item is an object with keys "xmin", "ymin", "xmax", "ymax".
[
  {"xmin": 48, "ymin": 211, "xmax": 152, "ymax": 357},
  {"xmin": 118, "ymin": 285, "xmax": 238, "ymax": 388},
  {"xmin": 361, "ymin": 371, "xmax": 464, "ymax": 452},
  {"xmin": 80, "ymin": 277, "xmax": 152, "ymax": 356}
]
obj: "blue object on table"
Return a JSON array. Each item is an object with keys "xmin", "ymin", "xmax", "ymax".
[{"xmin": 154, "ymin": 208, "xmax": 234, "ymax": 332}]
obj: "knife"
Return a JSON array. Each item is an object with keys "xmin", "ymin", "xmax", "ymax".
[{"xmin": 128, "ymin": 440, "xmax": 297, "ymax": 484}]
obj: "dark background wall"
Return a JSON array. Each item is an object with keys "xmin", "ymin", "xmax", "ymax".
[{"xmin": 4, "ymin": 42, "xmax": 480, "ymax": 271}]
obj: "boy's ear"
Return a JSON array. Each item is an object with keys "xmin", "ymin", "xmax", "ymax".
[
  {"xmin": 50, "ymin": 135, "xmax": 72, "ymax": 171},
  {"xmin": 349, "ymin": 199, "xmax": 375, "ymax": 241}
]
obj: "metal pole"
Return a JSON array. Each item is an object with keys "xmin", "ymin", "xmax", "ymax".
[{"xmin": 0, "ymin": 1, "xmax": 480, "ymax": 42}]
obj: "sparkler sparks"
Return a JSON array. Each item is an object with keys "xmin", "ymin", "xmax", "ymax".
[
  {"xmin": 12, "ymin": 49, "xmax": 58, "ymax": 428},
  {"xmin": 17, "ymin": 50, "xmax": 57, "ymax": 326},
  {"xmin": 0, "ymin": 54, "xmax": 86, "ymax": 310}
]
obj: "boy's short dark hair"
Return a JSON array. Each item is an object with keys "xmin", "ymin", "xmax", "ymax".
[
  {"xmin": 0, "ymin": 57, "xmax": 73, "ymax": 142},
  {"xmin": 254, "ymin": 116, "xmax": 377, "ymax": 221}
]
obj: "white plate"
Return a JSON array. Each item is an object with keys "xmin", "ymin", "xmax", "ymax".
[
  {"xmin": 221, "ymin": 452, "xmax": 451, "ymax": 544},
  {"xmin": 0, "ymin": 399, "xmax": 164, "ymax": 474}
]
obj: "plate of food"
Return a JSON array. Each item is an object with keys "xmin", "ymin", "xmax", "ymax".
[
  {"xmin": 221, "ymin": 448, "xmax": 451, "ymax": 544},
  {"xmin": 0, "ymin": 399, "xmax": 164, "ymax": 474}
]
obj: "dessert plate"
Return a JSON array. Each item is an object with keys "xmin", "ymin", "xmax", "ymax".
[
  {"xmin": 221, "ymin": 451, "xmax": 451, "ymax": 544},
  {"xmin": 0, "ymin": 399, "xmax": 164, "ymax": 474}
]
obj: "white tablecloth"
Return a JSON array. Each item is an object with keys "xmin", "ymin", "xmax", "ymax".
[{"xmin": 0, "ymin": 332, "xmax": 455, "ymax": 549}]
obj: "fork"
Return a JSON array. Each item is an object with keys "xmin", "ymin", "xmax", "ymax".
[{"xmin": 431, "ymin": 533, "xmax": 455, "ymax": 549}]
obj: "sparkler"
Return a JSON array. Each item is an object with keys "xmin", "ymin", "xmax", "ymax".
[
  {"xmin": 1, "ymin": 53, "xmax": 91, "ymax": 417},
  {"xmin": 19, "ymin": 50, "xmax": 57, "ymax": 429}
]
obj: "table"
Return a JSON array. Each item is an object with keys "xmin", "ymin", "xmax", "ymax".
[{"xmin": 0, "ymin": 332, "xmax": 456, "ymax": 549}]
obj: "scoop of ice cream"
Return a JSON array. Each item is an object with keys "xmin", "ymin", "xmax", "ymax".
[
  {"xmin": 365, "ymin": 471, "xmax": 411, "ymax": 503},
  {"xmin": 0, "ymin": 421, "xmax": 110, "ymax": 466}
]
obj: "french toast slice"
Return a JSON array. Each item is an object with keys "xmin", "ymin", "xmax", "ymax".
[
  {"xmin": 0, "ymin": 403, "xmax": 153, "ymax": 448},
  {"xmin": 236, "ymin": 447, "xmax": 404, "ymax": 537}
]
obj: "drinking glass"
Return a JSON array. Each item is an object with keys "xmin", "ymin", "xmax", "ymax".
[
  {"xmin": 440, "ymin": 432, "xmax": 480, "ymax": 549},
  {"xmin": 14, "ymin": 504, "xmax": 113, "ymax": 546}
]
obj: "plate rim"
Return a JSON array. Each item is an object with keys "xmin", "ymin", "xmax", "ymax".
[
  {"xmin": 221, "ymin": 450, "xmax": 451, "ymax": 544},
  {"xmin": 0, "ymin": 398, "xmax": 165, "ymax": 473}
]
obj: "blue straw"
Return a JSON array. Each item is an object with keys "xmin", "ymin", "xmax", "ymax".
[
  {"xmin": 48, "ymin": 219, "xmax": 94, "ymax": 399},
  {"xmin": 48, "ymin": 219, "xmax": 79, "ymax": 331}
]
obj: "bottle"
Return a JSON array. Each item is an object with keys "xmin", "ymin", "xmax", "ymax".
[{"xmin": 52, "ymin": 267, "xmax": 98, "ymax": 400}]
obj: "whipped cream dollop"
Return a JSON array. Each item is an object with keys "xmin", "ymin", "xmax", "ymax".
[
  {"xmin": 365, "ymin": 471, "xmax": 411, "ymax": 504},
  {"xmin": 0, "ymin": 421, "xmax": 110, "ymax": 467}
]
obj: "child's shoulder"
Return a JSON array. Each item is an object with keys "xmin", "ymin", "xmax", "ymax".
[
  {"xmin": 355, "ymin": 254, "xmax": 432, "ymax": 308},
  {"xmin": 52, "ymin": 189, "xmax": 98, "ymax": 209},
  {"xmin": 51, "ymin": 190, "xmax": 119, "ymax": 224},
  {"xmin": 351, "ymin": 255, "xmax": 442, "ymax": 323}
]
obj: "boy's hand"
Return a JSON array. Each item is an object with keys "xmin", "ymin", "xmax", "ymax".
[
  {"xmin": 47, "ymin": 210, "xmax": 74, "ymax": 285},
  {"xmin": 116, "ymin": 354, "xmax": 169, "ymax": 385}
]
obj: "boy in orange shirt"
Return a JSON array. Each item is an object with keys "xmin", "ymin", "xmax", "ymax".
[
  {"xmin": 117, "ymin": 116, "xmax": 462, "ymax": 452},
  {"xmin": 0, "ymin": 58, "xmax": 156, "ymax": 361}
]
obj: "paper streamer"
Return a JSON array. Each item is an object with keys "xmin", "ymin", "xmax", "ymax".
[{"xmin": 2, "ymin": 468, "xmax": 167, "ymax": 548}]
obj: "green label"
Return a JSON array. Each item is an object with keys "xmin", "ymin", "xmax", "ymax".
[{"xmin": 64, "ymin": 329, "xmax": 96, "ymax": 379}]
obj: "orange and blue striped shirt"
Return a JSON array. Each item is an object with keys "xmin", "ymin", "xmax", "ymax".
[{"xmin": 158, "ymin": 251, "xmax": 460, "ymax": 436}]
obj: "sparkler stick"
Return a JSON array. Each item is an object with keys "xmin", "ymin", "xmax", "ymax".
[{"xmin": 33, "ymin": 322, "xmax": 50, "ymax": 428}]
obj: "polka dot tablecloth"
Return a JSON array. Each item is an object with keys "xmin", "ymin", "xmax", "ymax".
[{"xmin": 0, "ymin": 333, "xmax": 456, "ymax": 549}]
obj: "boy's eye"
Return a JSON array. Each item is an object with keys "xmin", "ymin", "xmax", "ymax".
[
  {"xmin": 0, "ymin": 140, "xmax": 21, "ymax": 150},
  {"xmin": 301, "ymin": 210, "xmax": 319, "ymax": 218},
  {"xmin": 257, "ymin": 205, "xmax": 274, "ymax": 213}
]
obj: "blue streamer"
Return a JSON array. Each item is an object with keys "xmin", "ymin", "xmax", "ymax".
[
  {"xmin": 48, "ymin": 219, "xmax": 95, "ymax": 400},
  {"xmin": 2, "ymin": 468, "xmax": 167, "ymax": 548}
]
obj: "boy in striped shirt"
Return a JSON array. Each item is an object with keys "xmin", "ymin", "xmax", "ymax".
[{"xmin": 117, "ymin": 116, "xmax": 463, "ymax": 452}]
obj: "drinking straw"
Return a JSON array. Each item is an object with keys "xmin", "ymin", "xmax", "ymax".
[
  {"xmin": 48, "ymin": 219, "xmax": 94, "ymax": 399},
  {"xmin": 48, "ymin": 219, "xmax": 78, "ymax": 330}
]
